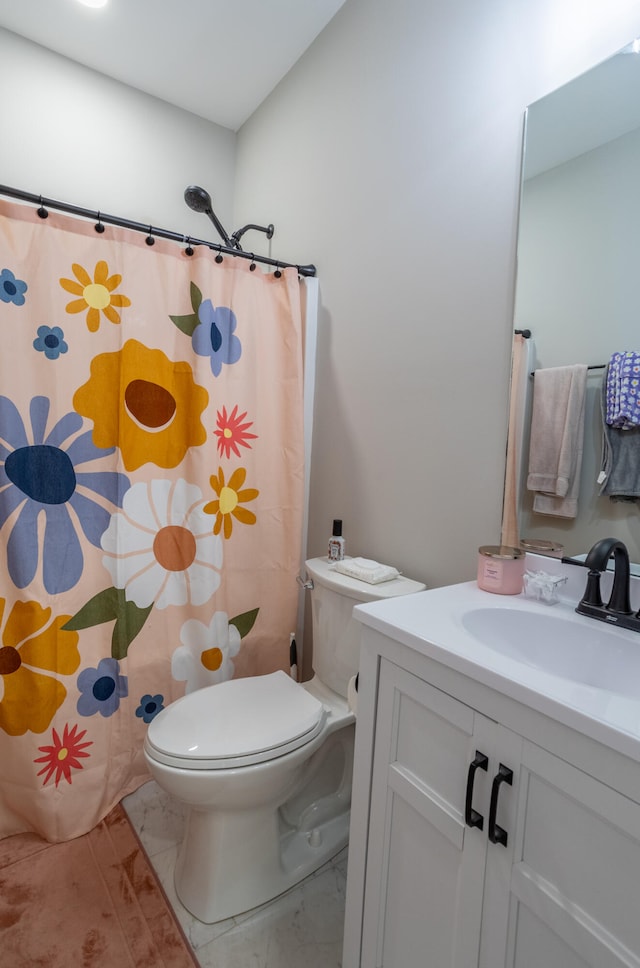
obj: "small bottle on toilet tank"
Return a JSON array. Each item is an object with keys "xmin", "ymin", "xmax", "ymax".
[{"xmin": 328, "ymin": 519, "xmax": 345, "ymax": 561}]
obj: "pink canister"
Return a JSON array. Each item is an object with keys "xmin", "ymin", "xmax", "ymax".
[{"xmin": 477, "ymin": 545, "xmax": 525, "ymax": 595}]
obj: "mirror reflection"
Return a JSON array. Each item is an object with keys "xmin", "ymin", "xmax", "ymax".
[{"xmin": 506, "ymin": 40, "xmax": 640, "ymax": 563}]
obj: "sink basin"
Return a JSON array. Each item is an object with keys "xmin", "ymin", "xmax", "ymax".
[{"xmin": 461, "ymin": 606, "xmax": 640, "ymax": 697}]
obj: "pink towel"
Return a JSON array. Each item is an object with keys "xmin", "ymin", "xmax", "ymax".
[{"xmin": 526, "ymin": 364, "xmax": 587, "ymax": 518}]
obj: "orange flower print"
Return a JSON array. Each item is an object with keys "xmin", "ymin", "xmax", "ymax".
[
  {"xmin": 204, "ymin": 467, "xmax": 259, "ymax": 539},
  {"xmin": 0, "ymin": 598, "xmax": 81, "ymax": 736},
  {"xmin": 214, "ymin": 405, "xmax": 257, "ymax": 459},
  {"xmin": 74, "ymin": 339, "xmax": 209, "ymax": 471},
  {"xmin": 34, "ymin": 723, "xmax": 93, "ymax": 787},
  {"xmin": 60, "ymin": 260, "xmax": 131, "ymax": 332}
]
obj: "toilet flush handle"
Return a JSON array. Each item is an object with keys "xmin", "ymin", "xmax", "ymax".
[{"xmin": 296, "ymin": 574, "xmax": 314, "ymax": 590}]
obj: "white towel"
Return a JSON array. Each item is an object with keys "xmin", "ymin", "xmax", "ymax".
[
  {"xmin": 526, "ymin": 364, "xmax": 587, "ymax": 518},
  {"xmin": 331, "ymin": 557, "xmax": 400, "ymax": 584}
]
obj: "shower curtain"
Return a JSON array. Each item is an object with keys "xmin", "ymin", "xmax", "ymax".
[{"xmin": 0, "ymin": 198, "xmax": 305, "ymax": 842}]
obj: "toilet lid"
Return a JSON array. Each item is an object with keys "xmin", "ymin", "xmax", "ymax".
[{"xmin": 145, "ymin": 671, "xmax": 326, "ymax": 769}]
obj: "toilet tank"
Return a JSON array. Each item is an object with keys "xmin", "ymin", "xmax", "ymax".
[{"xmin": 305, "ymin": 557, "xmax": 425, "ymax": 698}]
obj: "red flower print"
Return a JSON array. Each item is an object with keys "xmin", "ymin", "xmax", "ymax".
[
  {"xmin": 214, "ymin": 405, "xmax": 257, "ymax": 459},
  {"xmin": 34, "ymin": 722, "xmax": 93, "ymax": 787}
]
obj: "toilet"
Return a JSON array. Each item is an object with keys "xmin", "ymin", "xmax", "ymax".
[{"xmin": 143, "ymin": 556, "xmax": 425, "ymax": 923}]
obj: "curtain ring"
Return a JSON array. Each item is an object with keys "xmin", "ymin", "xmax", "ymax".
[
  {"xmin": 249, "ymin": 254, "xmax": 257, "ymax": 271},
  {"xmin": 37, "ymin": 195, "xmax": 48, "ymax": 219},
  {"xmin": 95, "ymin": 211, "xmax": 105, "ymax": 234},
  {"xmin": 184, "ymin": 235, "xmax": 194, "ymax": 256},
  {"xmin": 145, "ymin": 225, "xmax": 155, "ymax": 246},
  {"xmin": 273, "ymin": 265, "xmax": 282, "ymax": 278},
  {"xmin": 215, "ymin": 246, "xmax": 223, "ymax": 264}
]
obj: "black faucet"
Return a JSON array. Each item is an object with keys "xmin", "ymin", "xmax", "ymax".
[{"xmin": 569, "ymin": 537, "xmax": 640, "ymax": 632}]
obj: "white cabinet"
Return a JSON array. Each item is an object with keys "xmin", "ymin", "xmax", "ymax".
[
  {"xmin": 343, "ymin": 634, "xmax": 640, "ymax": 968},
  {"xmin": 359, "ymin": 658, "xmax": 521, "ymax": 968},
  {"xmin": 506, "ymin": 741, "xmax": 640, "ymax": 968}
]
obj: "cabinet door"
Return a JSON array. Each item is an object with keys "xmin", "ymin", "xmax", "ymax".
[
  {"xmin": 503, "ymin": 741, "xmax": 640, "ymax": 968},
  {"xmin": 360, "ymin": 659, "xmax": 507, "ymax": 968}
]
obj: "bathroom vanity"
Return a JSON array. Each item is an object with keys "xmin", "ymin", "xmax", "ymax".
[{"xmin": 341, "ymin": 582, "xmax": 640, "ymax": 968}]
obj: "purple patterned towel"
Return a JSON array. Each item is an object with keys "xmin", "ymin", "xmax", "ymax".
[{"xmin": 606, "ymin": 352, "xmax": 640, "ymax": 428}]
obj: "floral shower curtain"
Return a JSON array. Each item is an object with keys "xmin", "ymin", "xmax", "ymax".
[{"xmin": 0, "ymin": 198, "xmax": 305, "ymax": 842}]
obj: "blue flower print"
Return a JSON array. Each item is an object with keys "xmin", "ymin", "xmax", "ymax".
[
  {"xmin": 135, "ymin": 693, "xmax": 165, "ymax": 724},
  {"xmin": 77, "ymin": 658, "xmax": 128, "ymax": 718},
  {"xmin": 192, "ymin": 300, "xmax": 241, "ymax": 377},
  {"xmin": 0, "ymin": 396, "xmax": 130, "ymax": 594},
  {"xmin": 33, "ymin": 326, "xmax": 68, "ymax": 360},
  {"xmin": 0, "ymin": 268, "xmax": 27, "ymax": 306}
]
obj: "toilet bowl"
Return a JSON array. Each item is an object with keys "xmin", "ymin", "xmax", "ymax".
[{"xmin": 143, "ymin": 556, "xmax": 425, "ymax": 923}]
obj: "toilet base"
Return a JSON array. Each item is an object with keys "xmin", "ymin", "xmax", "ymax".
[
  {"xmin": 169, "ymin": 722, "xmax": 354, "ymax": 924},
  {"xmin": 174, "ymin": 814, "xmax": 349, "ymax": 924},
  {"xmin": 174, "ymin": 794, "xmax": 350, "ymax": 924}
]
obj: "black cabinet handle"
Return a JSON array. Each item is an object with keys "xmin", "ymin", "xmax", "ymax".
[
  {"xmin": 488, "ymin": 764, "xmax": 513, "ymax": 846},
  {"xmin": 465, "ymin": 751, "xmax": 488, "ymax": 829}
]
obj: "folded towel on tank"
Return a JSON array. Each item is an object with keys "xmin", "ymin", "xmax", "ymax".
[
  {"xmin": 605, "ymin": 351, "xmax": 640, "ymax": 429},
  {"xmin": 331, "ymin": 557, "xmax": 400, "ymax": 584}
]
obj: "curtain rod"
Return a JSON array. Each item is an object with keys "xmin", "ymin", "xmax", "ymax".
[{"xmin": 0, "ymin": 184, "xmax": 317, "ymax": 278}]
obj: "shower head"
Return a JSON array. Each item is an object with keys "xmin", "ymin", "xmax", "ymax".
[
  {"xmin": 184, "ymin": 185, "xmax": 234, "ymax": 248},
  {"xmin": 184, "ymin": 185, "xmax": 213, "ymax": 214},
  {"xmin": 183, "ymin": 185, "xmax": 274, "ymax": 253}
]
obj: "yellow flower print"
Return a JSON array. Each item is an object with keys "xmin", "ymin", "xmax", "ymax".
[
  {"xmin": 73, "ymin": 339, "xmax": 209, "ymax": 471},
  {"xmin": 204, "ymin": 466, "xmax": 259, "ymax": 539},
  {"xmin": 0, "ymin": 598, "xmax": 81, "ymax": 736},
  {"xmin": 60, "ymin": 260, "xmax": 131, "ymax": 332}
]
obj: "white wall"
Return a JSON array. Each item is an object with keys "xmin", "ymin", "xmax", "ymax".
[
  {"xmin": 0, "ymin": 28, "xmax": 236, "ymax": 236},
  {"xmin": 233, "ymin": 0, "xmax": 640, "ymax": 591}
]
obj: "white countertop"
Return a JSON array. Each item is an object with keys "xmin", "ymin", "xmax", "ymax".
[{"xmin": 353, "ymin": 581, "xmax": 640, "ymax": 764}]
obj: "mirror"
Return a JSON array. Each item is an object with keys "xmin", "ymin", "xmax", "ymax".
[{"xmin": 507, "ymin": 39, "xmax": 640, "ymax": 563}]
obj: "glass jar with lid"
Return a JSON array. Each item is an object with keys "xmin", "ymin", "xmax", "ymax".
[{"xmin": 477, "ymin": 545, "xmax": 525, "ymax": 595}]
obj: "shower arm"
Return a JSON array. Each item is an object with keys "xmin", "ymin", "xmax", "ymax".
[
  {"xmin": 230, "ymin": 222, "xmax": 275, "ymax": 250},
  {"xmin": 204, "ymin": 209, "xmax": 274, "ymax": 252}
]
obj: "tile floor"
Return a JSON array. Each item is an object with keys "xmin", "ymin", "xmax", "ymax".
[{"xmin": 122, "ymin": 780, "xmax": 347, "ymax": 968}]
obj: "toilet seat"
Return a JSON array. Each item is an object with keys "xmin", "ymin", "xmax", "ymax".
[{"xmin": 145, "ymin": 670, "xmax": 327, "ymax": 770}]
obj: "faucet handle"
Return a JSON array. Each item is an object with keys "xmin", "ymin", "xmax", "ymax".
[
  {"xmin": 581, "ymin": 569, "xmax": 603, "ymax": 608},
  {"xmin": 560, "ymin": 556, "xmax": 604, "ymax": 607},
  {"xmin": 560, "ymin": 556, "xmax": 588, "ymax": 568}
]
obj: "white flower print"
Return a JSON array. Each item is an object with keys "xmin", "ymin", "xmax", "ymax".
[
  {"xmin": 172, "ymin": 611, "xmax": 241, "ymax": 693},
  {"xmin": 101, "ymin": 479, "xmax": 223, "ymax": 609}
]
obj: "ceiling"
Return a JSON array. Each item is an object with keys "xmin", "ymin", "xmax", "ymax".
[{"xmin": 0, "ymin": 0, "xmax": 346, "ymax": 131}]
